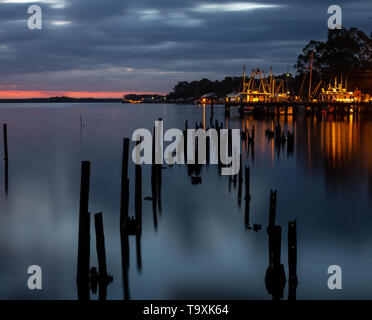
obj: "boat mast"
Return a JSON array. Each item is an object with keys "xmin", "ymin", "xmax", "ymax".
[
  {"xmin": 308, "ymin": 51, "xmax": 314, "ymax": 101},
  {"xmin": 243, "ymin": 65, "xmax": 246, "ymax": 93}
]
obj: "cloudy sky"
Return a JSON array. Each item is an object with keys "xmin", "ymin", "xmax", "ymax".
[{"xmin": 0, "ymin": 0, "xmax": 371, "ymax": 98}]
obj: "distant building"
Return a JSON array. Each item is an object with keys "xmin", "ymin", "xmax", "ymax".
[{"xmin": 123, "ymin": 94, "xmax": 166, "ymax": 103}]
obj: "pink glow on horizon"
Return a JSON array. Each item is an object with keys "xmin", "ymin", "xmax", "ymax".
[{"xmin": 0, "ymin": 91, "xmax": 166, "ymax": 99}]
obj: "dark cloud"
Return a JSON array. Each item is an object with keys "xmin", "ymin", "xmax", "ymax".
[{"xmin": 0, "ymin": 0, "xmax": 370, "ymax": 93}]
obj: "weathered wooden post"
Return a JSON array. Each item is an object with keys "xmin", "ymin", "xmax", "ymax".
[
  {"xmin": 151, "ymin": 127, "xmax": 158, "ymax": 230},
  {"xmin": 3, "ymin": 124, "xmax": 8, "ymax": 194},
  {"xmin": 94, "ymin": 212, "xmax": 108, "ymax": 279},
  {"xmin": 244, "ymin": 166, "xmax": 251, "ymax": 229},
  {"xmin": 237, "ymin": 155, "xmax": 242, "ymax": 205},
  {"xmin": 265, "ymin": 189, "xmax": 286, "ymax": 300},
  {"xmin": 80, "ymin": 115, "xmax": 83, "ymax": 136},
  {"xmin": 120, "ymin": 215, "xmax": 130, "ymax": 300},
  {"xmin": 245, "ymin": 166, "xmax": 250, "ymax": 201},
  {"xmin": 77, "ymin": 161, "xmax": 91, "ymax": 300},
  {"xmin": 135, "ymin": 163, "xmax": 143, "ymax": 271},
  {"xmin": 3, "ymin": 124, "xmax": 8, "ymax": 162},
  {"xmin": 94, "ymin": 212, "xmax": 113, "ymax": 300},
  {"xmin": 206, "ymin": 133, "xmax": 210, "ymax": 165},
  {"xmin": 135, "ymin": 164, "xmax": 142, "ymax": 227},
  {"xmin": 184, "ymin": 120, "xmax": 188, "ymax": 164},
  {"xmin": 157, "ymin": 161, "xmax": 162, "ymax": 214},
  {"xmin": 151, "ymin": 164, "xmax": 158, "ymax": 230},
  {"xmin": 120, "ymin": 138, "xmax": 130, "ymax": 227}
]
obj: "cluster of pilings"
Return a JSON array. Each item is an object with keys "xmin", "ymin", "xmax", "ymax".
[
  {"xmin": 75, "ymin": 106, "xmax": 301, "ymax": 300},
  {"xmin": 114, "ymin": 136, "xmax": 163, "ymax": 300},
  {"xmin": 265, "ymin": 123, "xmax": 295, "ymax": 156},
  {"xmin": 183, "ymin": 119, "xmax": 244, "ymax": 184},
  {"xmin": 241, "ymin": 125, "xmax": 255, "ymax": 147},
  {"xmin": 228, "ymin": 157, "xmax": 299, "ymax": 300},
  {"xmin": 76, "ymin": 161, "xmax": 113, "ymax": 300}
]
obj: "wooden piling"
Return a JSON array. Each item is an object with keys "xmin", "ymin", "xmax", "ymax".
[
  {"xmin": 135, "ymin": 164, "xmax": 142, "ymax": 227},
  {"xmin": 151, "ymin": 169, "xmax": 158, "ymax": 230},
  {"xmin": 77, "ymin": 161, "xmax": 91, "ymax": 300},
  {"xmin": 120, "ymin": 219, "xmax": 130, "ymax": 300},
  {"xmin": 228, "ymin": 129, "xmax": 232, "ymax": 158},
  {"xmin": 94, "ymin": 212, "xmax": 108, "ymax": 278},
  {"xmin": 3, "ymin": 124, "xmax": 8, "ymax": 163},
  {"xmin": 157, "ymin": 162, "xmax": 162, "ymax": 213},
  {"xmin": 237, "ymin": 155, "xmax": 242, "ymax": 204},
  {"xmin": 244, "ymin": 166, "xmax": 251, "ymax": 229},
  {"xmin": 94, "ymin": 212, "xmax": 113, "ymax": 300},
  {"xmin": 120, "ymin": 138, "xmax": 130, "ymax": 227},
  {"xmin": 245, "ymin": 166, "xmax": 250, "ymax": 201},
  {"xmin": 94, "ymin": 212, "xmax": 112, "ymax": 301}
]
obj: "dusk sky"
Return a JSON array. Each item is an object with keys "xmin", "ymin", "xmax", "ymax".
[{"xmin": 0, "ymin": 0, "xmax": 371, "ymax": 98}]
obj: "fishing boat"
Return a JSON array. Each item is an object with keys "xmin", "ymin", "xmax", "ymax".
[{"xmin": 320, "ymin": 76, "xmax": 361, "ymax": 103}]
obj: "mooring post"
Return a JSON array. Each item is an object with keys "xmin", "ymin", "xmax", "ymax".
[
  {"xmin": 3, "ymin": 123, "xmax": 8, "ymax": 163},
  {"xmin": 135, "ymin": 164, "xmax": 142, "ymax": 227},
  {"xmin": 120, "ymin": 229, "xmax": 130, "ymax": 300},
  {"xmin": 80, "ymin": 114, "xmax": 83, "ymax": 136},
  {"xmin": 228, "ymin": 128, "xmax": 232, "ymax": 157},
  {"xmin": 157, "ymin": 161, "xmax": 162, "ymax": 214},
  {"xmin": 244, "ymin": 166, "xmax": 251, "ymax": 228},
  {"xmin": 245, "ymin": 166, "xmax": 250, "ymax": 201},
  {"xmin": 237, "ymin": 155, "xmax": 242, "ymax": 203},
  {"xmin": 3, "ymin": 124, "xmax": 8, "ymax": 194},
  {"xmin": 151, "ymin": 128, "xmax": 158, "ymax": 229},
  {"xmin": 265, "ymin": 223, "xmax": 286, "ymax": 301},
  {"xmin": 94, "ymin": 212, "xmax": 113, "ymax": 300},
  {"xmin": 77, "ymin": 161, "xmax": 91, "ymax": 300},
  {"xmin": 94, "ymin": 212, "xmax": 108, "ymax": 278},
  {"xmin": 120, "ymin": 138, "xmax": 130, "ymax": 227}
]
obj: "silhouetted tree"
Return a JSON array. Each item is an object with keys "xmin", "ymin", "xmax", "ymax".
[
  {"xmin": 294, "ymin": 27, "xmax": 372, "ymax": 92},
  {"xmin": 167, "ymin": 76, "xmax": 244, "ymax": 100}
]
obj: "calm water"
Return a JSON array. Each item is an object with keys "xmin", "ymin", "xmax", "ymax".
[{"xmin": 0, "ymin": 103, "xmax": 371, "ymax": 300}]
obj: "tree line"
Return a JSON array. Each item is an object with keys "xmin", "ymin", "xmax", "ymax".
[{"xmin": 167, "ymin": 27, "xmax": 372, "ymax": 100}]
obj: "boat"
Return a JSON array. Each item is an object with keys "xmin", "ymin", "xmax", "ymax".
[{"xmin": 320, "ymin": 76, "xmax": 361, "ymax": 103}]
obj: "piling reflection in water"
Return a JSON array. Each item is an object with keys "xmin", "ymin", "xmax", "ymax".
[
  {"xmin": 2, "ymin": 103, "xmax": 372, "ymax": 299},
  {"xmin": 68, "ymin": 104, "xmax": 372, "ymax": 299},
  {"xmin": 76, "ymin": 161, "xmax": 113, "ymax": 300},
  {"xmin": 265, "ymin": 190, "xmax": 286, "ymax": 300}
]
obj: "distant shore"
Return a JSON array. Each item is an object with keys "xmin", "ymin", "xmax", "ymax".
[{"xmin": 0, "ymin": 97, "xmax": 123, "ymax": 103}]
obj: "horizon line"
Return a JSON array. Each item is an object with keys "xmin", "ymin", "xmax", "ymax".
[{"xmin": 0, "ymin": 90, "xmax": 167, "ymax": 99}]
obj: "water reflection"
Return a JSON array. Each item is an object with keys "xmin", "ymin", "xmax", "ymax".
[{"xmin": 0, "ymin": 104, "xmax": 371, "ymax": 299}]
